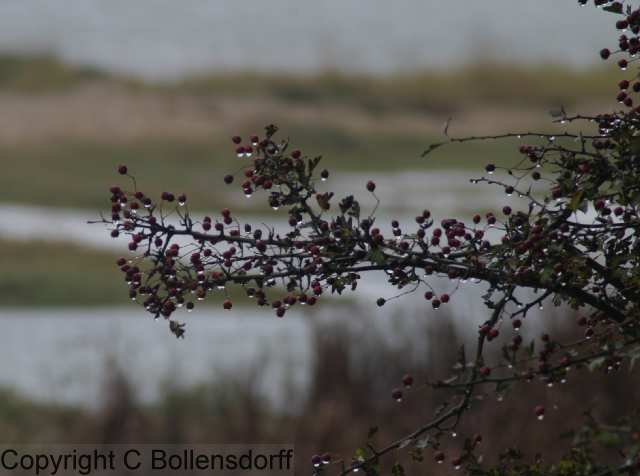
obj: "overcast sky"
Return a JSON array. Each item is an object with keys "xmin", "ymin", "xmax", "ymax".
[{"xmin": 0, "ymin": 0, "xmax": 618, "ymax": 79}]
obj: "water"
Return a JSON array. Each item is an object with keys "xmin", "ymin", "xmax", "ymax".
[
  {"xmin": 0, "ymin": 0, "xmax": 617, "ymax": 80},
  {"xmin": 0, "ymin": 307, "xmax": 313, "ymax": 411},
  {"xmin": 0, "ymin": 168, "xmax": 582, "ymax": 408},
  {"xmin": 0, "ymin": 170, "xmax": 528, "ymax": 249}
]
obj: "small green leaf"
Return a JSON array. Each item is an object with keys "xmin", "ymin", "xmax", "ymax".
[
  {"xmin": 588, "ymin": 356, "xmax": 606, "ymax": 371},
  {"xmin": 603, "ymin": 2, "xmax": 623, "ymax": 14},
  {"xmin": 596, "ymin": 431, "xmax": 622, "ymax": 447},
  {"xmin": 569, "ymin": 190, "xmax": 584, "ymax": 212},
  {"xmin": 577, "ymin": 199, "xmax": 589, "ymax": 214},
  {"xmin": 392, "ymin": 462, "xmax": 406, "ymax": 476},
  {"xmin": 415, "ymin": 436, "xmax": 431, "ymax": 449},
  {"xmin": 368, "ymin": 248, "xmax": 386, "ymax": 265}
]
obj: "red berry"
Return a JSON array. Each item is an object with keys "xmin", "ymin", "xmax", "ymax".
[
  {"xmin": 224, "ymin": 174, "xmax": 234, "ymax": 184},
  {"xmin": 535, "ymin": 405, "xmax": 545, "ymax": 418},
  {"xmin": 232, "ymin": 136, "xmax": 242, "ymax": 144},
  {"xmin": 402, "ymin": 374, "xmax": 414, "ymax": 387},
  {"xmin": 118, "ymin": 164, "xmax": 128, "ymax": 175},
  {"xmin": 223, "ymin": 299, "xmax": 233, "ymax": 310},
  {"xmin": 479, "ymin": 366, "xmax": 491, "ymax": 377},
  {"xmin": 391, "ymin": 388, "xmax": 403, "ymax": 401},
  {"xmin": 600, "ymin": 48, "xmax": 610, "ymax": 59},
  {"xmin": 366, "ymin": 180, "xmax": 376, "ymax": 192},
  {"xmin": 291, "ymin": 150, "xmax": 301, "ymax": 159}
]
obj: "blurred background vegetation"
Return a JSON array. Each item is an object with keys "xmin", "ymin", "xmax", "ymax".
[{"xmin": 0, "ymin": 1, "xmax": 632, "ymax": 473}]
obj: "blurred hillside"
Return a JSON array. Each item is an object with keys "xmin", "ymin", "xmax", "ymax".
[
  {"xmin": 0, "ymin": 54, "xmax": 623, "ymax": 307},
  {"xmin": 0, "ymin": 54, "xmax": 619, "ymax": 209}
]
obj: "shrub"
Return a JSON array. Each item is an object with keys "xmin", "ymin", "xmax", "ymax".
[{"xmin": 94, "ymin": 2, "xmax": 640, "ymax": 474}]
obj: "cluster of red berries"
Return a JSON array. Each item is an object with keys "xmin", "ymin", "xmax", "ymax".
[
  {"xmin": 598, "ymin": 2, "xmax": 640, "ymax": 108},
  {"xmin": 390, "ymin": 374, "xmax": 415, "ymax": 402}
]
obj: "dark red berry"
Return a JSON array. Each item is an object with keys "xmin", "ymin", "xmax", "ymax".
[
  {"xmin": 366, "ymin": 180, "xmax": 376, "ymax": 192},
  {"xmin": 391, "ymin": 388, "xmax": 403, "ymax": 401},
  {"xmin": 118, "ymin": 164, "xmax": 128, "ymax": 175}
]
